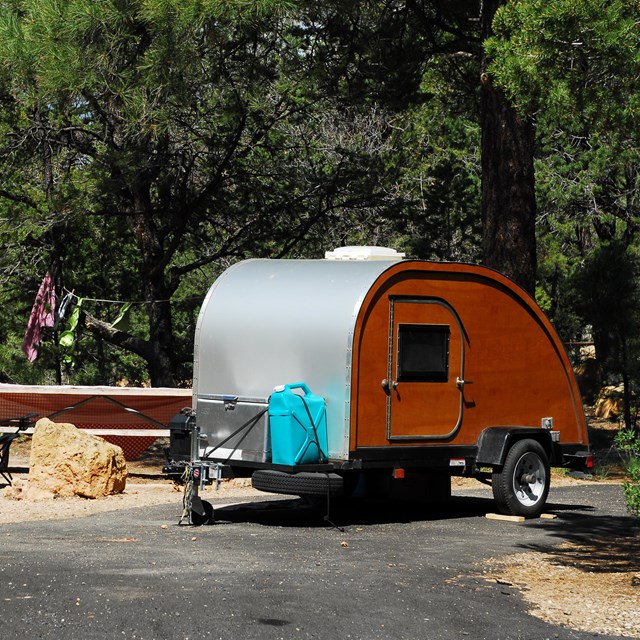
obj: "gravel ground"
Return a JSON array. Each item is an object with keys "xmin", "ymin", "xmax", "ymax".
[{"xmin": 1, "ymin": 440, "xmax": 259, "ymax": 524}]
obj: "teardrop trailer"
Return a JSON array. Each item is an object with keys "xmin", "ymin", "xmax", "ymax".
[{"xmin": 166, "ymin": 247, "xmax": 591, "ymax": 524}]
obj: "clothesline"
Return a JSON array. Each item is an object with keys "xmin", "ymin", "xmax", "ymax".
[
  {"xmin": 22, "ymin": 273, "xmax": 206, "ymax": 363},
  {"xmin": 61, "ymin": 288, "xmax": 203, "ymax": 306}
]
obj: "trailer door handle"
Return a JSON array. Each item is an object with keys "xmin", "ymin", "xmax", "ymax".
[
  {"xmin": 456, "ymin": 377, "xmax": 471, "ymax": 389},
  {"xmin": 381, "ymin": 379, "xmax": 398, "ymax": 395}
]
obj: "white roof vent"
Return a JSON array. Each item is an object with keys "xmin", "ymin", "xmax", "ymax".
[{"xmin": 324, "ymin": 246, "xmax": 406, "ymax": 261}]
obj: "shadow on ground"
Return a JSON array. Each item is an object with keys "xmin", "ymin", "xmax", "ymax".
[
  {"xmin": 513, "ymin": 508, "xmax": 640, "ymax": 574},
  {"xmin": 210, "ymin": 494, "xmax": 498, "ymax": 528}
]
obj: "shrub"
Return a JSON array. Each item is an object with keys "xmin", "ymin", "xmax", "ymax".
[{"xmin": 614, "ymin": 429, "xmax": 640, "ymax": 519}]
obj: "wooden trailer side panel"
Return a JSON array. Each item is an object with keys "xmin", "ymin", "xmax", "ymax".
[{"xmin": 350, "ymin": 263, "xmax": 587, "ymax": 451}]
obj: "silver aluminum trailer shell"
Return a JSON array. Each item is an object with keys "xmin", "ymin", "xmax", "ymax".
[{"xmin": 192, "ymin": 258, "xmax": 400, "ymax": 461}]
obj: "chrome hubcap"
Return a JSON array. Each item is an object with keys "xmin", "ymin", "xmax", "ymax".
[{"xmin": 513, "ymin": 452, "xmax": 546, "ymax": 506}]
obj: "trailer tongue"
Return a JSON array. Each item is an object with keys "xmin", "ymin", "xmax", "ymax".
[{"xmin": 165, "ymin": 247, "xmax": 591, "ymax": 525}]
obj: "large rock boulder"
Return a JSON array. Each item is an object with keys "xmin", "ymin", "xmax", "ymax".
[{"xmin": 28, "ymin": 418, "xmax": 128, "ymax": 499}]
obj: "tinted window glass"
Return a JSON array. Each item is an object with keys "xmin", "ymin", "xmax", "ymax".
[{"xmin": 397, "ymin": 324, "xmax": 450, "ymax": 382}]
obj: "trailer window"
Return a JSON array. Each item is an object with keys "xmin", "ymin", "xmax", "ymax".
[{"xmin": 397, "ymin": 324, "xmax": 450, "ymax": 382}]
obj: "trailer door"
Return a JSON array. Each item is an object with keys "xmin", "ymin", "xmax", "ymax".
[{"xmin": 387, "ymin": 297, "xmax": 465, "ymax": 440}]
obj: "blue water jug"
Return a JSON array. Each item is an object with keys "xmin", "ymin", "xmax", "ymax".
[{"xmin": 269, "ymin": 382, "xmax": 328, "ymax": 465}]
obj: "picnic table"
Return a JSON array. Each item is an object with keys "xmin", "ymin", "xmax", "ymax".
[{"xmin": 0, "ymin": 414, "xmax": 36, "ymax": 486}]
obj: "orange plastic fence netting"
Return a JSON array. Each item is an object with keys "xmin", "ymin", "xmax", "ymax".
[{"xmin": 0, "ymin": 384, "xmax": 192, "ymax": 460}]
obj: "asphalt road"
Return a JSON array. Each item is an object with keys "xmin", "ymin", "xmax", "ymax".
[{"xmin": 0, "ymin": 483, "xmax": 636, "ymax": 640}]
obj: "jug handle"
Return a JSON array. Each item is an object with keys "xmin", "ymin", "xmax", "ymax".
[{"xmin": 285, "ymin": 381, "xmax": 312, "ymax": 396}]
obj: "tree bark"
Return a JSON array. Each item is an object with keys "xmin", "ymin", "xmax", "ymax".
[
  {"xmin": 480, "ymin": 0, "xmax": 537, "ymax": 296},
  {"xmin": 128, "ymin": 193, "xmax": 179, "ymax": 388}
]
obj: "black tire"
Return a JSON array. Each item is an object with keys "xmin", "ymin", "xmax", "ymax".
[
  {"xmin": 492, "ymin": 439, "xmax": 550, "ymax": 517},
  {"xmin": 252, "ymin": 470, "xmax": 344, "ymax": 497},
  {"xmin": 191, "ymin": 499, "xmax": 214, "ymax": 526}
]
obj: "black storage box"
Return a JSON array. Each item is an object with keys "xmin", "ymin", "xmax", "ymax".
[{"xmin": 168, "ymin": 412, "xmax": 193, "ymax": 461}]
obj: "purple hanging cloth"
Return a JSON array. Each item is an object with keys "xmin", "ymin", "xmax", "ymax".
[{"xmin": 22, "ymin": 272, "xmax": 57, "ymax": 362}]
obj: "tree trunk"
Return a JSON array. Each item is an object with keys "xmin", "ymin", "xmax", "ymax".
[
  {"xmin": 144, "ymin": 298, "xmax": 178, "ymax": 388},
  {"xmin": 620, "ymin": 336, "xmax": 634, "ymax": 431},
  {"xmin": 81, "ymin": 195, "xmax": 180, "ymax": 387},
  {"xmin": 128, "ymin": 187, "xmax": 179, "ymax": 387},
  {"xmin": 480, "ymin": 0, "xmax": 537, "ymax": 296}
]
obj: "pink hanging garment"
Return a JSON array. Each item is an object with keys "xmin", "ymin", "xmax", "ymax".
[{"xmin": 22, "ymin": 272, "xmax": 57, "ymax": 362}]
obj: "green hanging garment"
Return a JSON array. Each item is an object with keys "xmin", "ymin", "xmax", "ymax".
[{"xmin": 111, "ymin": 302, "xmax": 132, "ymax": 332}]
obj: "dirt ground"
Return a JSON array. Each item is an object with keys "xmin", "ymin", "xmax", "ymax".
[
  {"xmin": 482, "ymin": 536, "xmax": 640, "ymax": 638},
  {"xmin": 0, "ymin": 437, "xmax": 260, "ymax": 525},
  {"xmin": 2, "ymin": 419, "xmax": 639, "ymax": 638}
]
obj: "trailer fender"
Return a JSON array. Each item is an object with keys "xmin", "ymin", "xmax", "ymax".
[{"xmin": 476, "ymin": 427, "xmax": 553, "ymax": 468}]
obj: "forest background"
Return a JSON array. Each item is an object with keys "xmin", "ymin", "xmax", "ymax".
[{"xmin": 0, "ymin": 0, "xmax": 638, "ymax": 427}]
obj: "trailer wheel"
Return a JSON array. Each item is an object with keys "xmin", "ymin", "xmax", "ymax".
[
  {"xmin": 190, "ymin": 499, "xmax": 214, "ymax": 526},
  {"xmin": 252, "ymin": 470, "xmax": 344, "ymax": 497},
  {"xmin": 492, "ymin": 439, "xmax": 550, "ymax": 517}
]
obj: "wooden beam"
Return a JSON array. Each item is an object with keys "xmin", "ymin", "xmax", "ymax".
[{"xmin": 485, "ymin": 512, "xmax": 526, "ymax": 523}]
